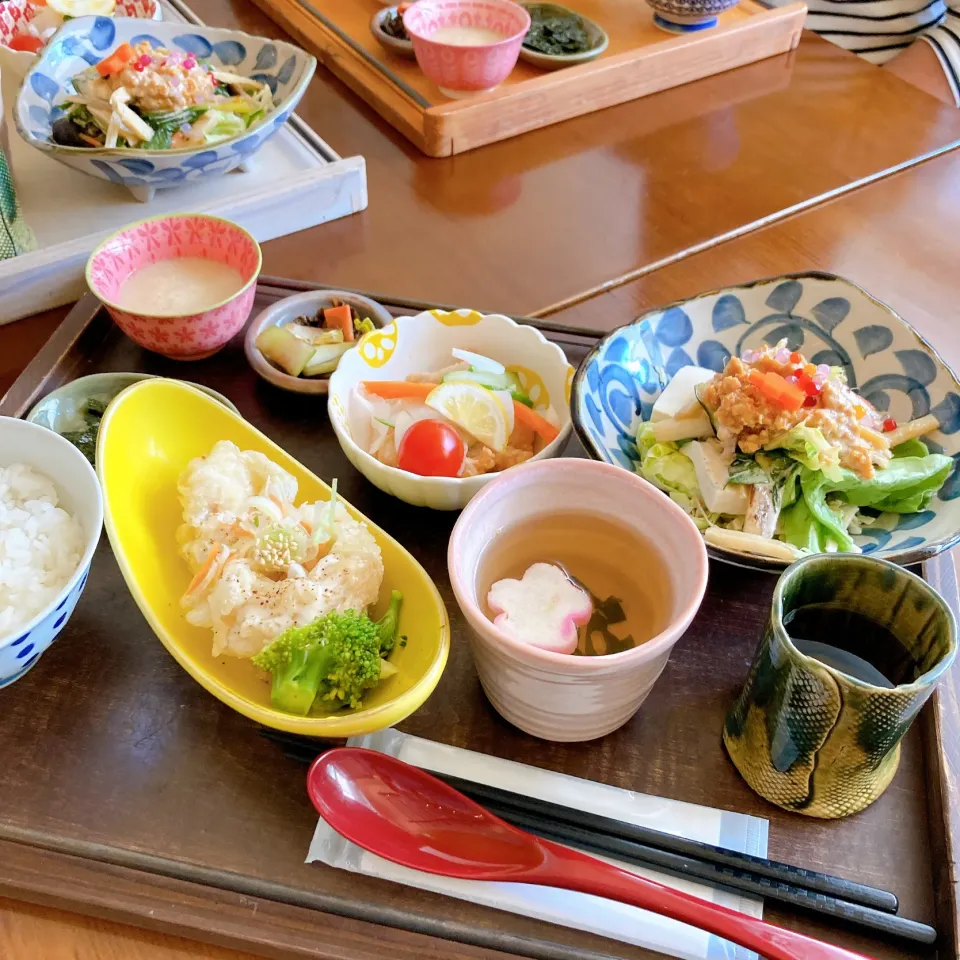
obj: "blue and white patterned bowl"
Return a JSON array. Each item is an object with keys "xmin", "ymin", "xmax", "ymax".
[
  {"xmin": 0, "ymin": 418, "xmax": 103, "ymax": 688},
  {"xmin": 571, "ymin": 273, "xmax": 960, "ymax": 571},
  {"xmin": 14, "ymin": 17, "xmax": 316, "ymax": 195}
]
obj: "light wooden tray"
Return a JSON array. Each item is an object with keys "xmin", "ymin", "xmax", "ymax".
[{"xmin": 250, "ymin": 0, "xmax": 805, "ymax": 156}]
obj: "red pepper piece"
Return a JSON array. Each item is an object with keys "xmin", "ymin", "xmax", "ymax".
[{"xmin": 883, "ymin": 418, "xmax": 898, "ymax": 432}]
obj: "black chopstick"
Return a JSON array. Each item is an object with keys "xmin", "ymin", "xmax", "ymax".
[
  {"xmin": 495, "ymin": 809, "xmax": 935, "ymax": 945},
  {"xmin": 259, "ymin": 729, "xmax": 932, "ymax": 944},
  {"xmin": 436, "ymin": 771, "xmax": 900, "ymax": 914}
]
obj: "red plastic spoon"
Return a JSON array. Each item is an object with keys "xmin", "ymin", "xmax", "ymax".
[{"xmin": 307, "ymin": 748, "xmax": 874, "ymax": 960}]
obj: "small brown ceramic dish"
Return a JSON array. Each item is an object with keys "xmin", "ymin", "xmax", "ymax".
[
  {"xmin": 370, "ymin": 7, "xmax": 416, "ymax": 58},
  {"xmin": 244, "ymin": 290, "xmax": 392, "ymax": 395}
]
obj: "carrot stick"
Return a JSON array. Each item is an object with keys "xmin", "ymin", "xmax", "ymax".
[
  {"xmin": 513, "ymin": 402, "xmax": 559, "ymax": 443},
  {"xmin": 185, "ymin": 547, "xmax": 222, "ymax": 595},
  {"xmin": 362, "ymin": 381, "xmax": 433, "ymax": 401},
  {"xmin": 324, "ymin": 305, "xmax": 354, "ymax": 342}
]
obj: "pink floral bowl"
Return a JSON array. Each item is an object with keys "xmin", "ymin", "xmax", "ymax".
[
  {"xmin": 86, "ymin": 214, "xmax": 262, "ymax": 361},
  {"xmin": 448, "ymin": 458, "xmax": 709, "ymax": 742},
  {"xmin": 403, "ymin": 0, "xmax": 530, "ymax": 97}
]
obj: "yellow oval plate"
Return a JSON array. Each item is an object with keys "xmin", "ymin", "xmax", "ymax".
[{"xmin": 97, "ymin": 379, "xmax": 450, "ymax": 736}]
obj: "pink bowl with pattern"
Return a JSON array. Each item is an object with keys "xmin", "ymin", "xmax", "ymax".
[
  {"xmin": 86, "ymin": 214, "xmax": 262, "ymax": 361},
  {"xmin": 403, "ymin": 0, "xmax": 530, "ymax": 97}
]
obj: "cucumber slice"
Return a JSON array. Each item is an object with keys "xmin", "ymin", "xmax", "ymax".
[
  {"xmin": 442, "ymin": 368, "xmax": 533, "ymax": 405},
  {"xmin": 256, "ymin": 326, "xmax": 315, "ymax": 377},
  {"xmin": 303, "ymin": 341, "xmax": 352, "ymax": 377}
]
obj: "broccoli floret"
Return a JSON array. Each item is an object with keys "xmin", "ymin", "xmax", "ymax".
[
  {"xmin": 252, "ymin": 594, "xmax": 404, "ymax": 716},
  {"xmin": 377, "ymin": 590, "xmax": 403, "ymax": 654}
]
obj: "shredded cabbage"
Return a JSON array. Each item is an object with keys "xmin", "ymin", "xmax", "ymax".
[{"xmin": 202, "ymin": 109, "xmax": 247, "ymax": 144}]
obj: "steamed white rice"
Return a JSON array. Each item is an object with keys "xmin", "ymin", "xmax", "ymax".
[{"xmin": 0, "ymin": 463, "xmax": 85, "ymax": 641}]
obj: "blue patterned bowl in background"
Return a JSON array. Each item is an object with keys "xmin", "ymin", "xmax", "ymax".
[
  {"xmin": 571, "ymin": 272, "xmax": 960, "ymax": 571},
  {"xmin": 0, "ymin": 418, "xmax": 103, "ymax": 688},
  {"xmin": 644, "ymin": 0, "xmax": 739, "ymax": 34},
  {"xmin": 14, "ymin": 17, "xmax": 315, "ymax": 197}
]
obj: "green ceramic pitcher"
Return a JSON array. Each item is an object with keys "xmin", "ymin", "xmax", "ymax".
[{"xmin": 724, "ymin": 553, "xmax": 957, "ymax": 819}]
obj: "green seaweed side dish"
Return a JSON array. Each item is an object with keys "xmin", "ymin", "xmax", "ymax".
[
  {"xmin": 59, "ymin": 396, "xmax": 109, "ymax": 465},
  {"xmin": 523, "ymin": 7, "xmax": 591, "ymax": 55}
]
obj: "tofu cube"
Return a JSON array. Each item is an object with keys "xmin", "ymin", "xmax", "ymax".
[
  {"xmin": 685, "ymin": 440, "xmax": 749, "ymax": 515},
  {"xmin": 651, "ymin": 366, "xmax": 717, "ymax": 422}
]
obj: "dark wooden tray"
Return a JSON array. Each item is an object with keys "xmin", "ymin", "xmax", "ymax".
[{"xmin": 1, "ymin": 277, "xmax": 958, "ymax": 960}]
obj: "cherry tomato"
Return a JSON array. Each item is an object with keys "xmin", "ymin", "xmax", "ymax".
[
  {"xmin": 9, "ymin": 34, "xmax": 45, "ymax": 52},
  {"xmin": 397, "ymin": 420, "xmax": 465, "ymax": 477}
]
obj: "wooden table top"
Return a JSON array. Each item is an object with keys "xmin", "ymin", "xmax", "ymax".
[
  {"xmin": 545, "ymin": 145, "xmax": 960, "ymax": 374},
  {"xmin": 4, "ymin": 0, "xmax": 960, "ymax": 955}
]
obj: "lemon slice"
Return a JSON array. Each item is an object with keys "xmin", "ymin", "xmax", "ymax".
[
  {"xmin": 48, "ymin": 0, "xmax": 117, "ymax": 17},
  {"xmin": 426, "ymin": 382, "xmax": 509, "ymax": 452}
]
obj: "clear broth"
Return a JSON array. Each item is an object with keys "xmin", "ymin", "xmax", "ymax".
[{"xmin": 476, "ymin": 511, "xmax": 673, "ymax": 656}]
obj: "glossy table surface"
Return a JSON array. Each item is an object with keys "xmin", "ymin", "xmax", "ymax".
[
  {"xmin": 4, "ymin": 0, "xmax": 960, "ymax": 954},
  {"xmin": 546, "ymin": 145, "xmax": 960, "ymax": 373}
]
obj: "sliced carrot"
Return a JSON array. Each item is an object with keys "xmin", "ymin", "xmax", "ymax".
[
  {"xmin": 362, "ymin": 380, "xmax": 560, "ymax": 442},
  {"xmin": 96, "ymin": 42, "xmax": 136, "ymax": 77},
  {"xmin": 324, "ymin": 304, "xmax": 355, "ymax": 342},
  {"xmin": 512, "ymin": 402, "xmax": 559, "ymax": 443},
  {"xmin": 185, "ymin": 547, "xmax": 222, "ymax": 596},
  {"xmin": 747, "ymin": 369, "xmax": 805, "ymax": 413},
  {"xmin": 363, "ymin": 381, "xmax": 433, "ymax": 401}
]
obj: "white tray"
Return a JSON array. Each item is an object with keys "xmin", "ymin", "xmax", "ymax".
[{"xmin": 0, "ymin": 0, "xmax": 367, "ymax": 325}]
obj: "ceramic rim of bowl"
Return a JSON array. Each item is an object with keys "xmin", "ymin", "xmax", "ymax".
[
  {"xmin": 85, "ymin": 213, "xmax": 263, "ymax": 320},
  {"xmin": 18, "ymin": 22, "xmax": 316, "ymax": 157},
  {"xmin": 403, "ymin": 0, "xmax": 531, "ymax": 46},
  {"xmin": 0, "ymin": 418, "xmax": 103, "ymax": 650},
  {"xmin": 448, "ymin": 457, "xmax": 709, "ymax": 669},
  {"xmin": 328, "ymin": 312, "xmax": 573, "ymax": 487},
  {"xmin": 772, "ymin": 553, "xmax": 959, "ymax": 693}
]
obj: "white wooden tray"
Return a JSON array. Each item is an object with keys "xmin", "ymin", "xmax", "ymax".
[{"xmin": 0, "ymin": 0, "xmax": 367, "ymax": 325}]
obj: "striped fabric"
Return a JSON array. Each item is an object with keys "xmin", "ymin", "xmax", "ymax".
[{"xmin": 805, "ymin": 0, "xmax": 960, "ymax": 104}]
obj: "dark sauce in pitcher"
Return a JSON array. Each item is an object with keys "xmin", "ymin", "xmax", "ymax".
[{"xmin": 783, "ymin": 603, "xmax": 922, "ymax": 688}]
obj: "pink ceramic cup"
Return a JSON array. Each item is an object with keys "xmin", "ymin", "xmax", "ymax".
[
  {"xmin": 448, "ymin": 459, "xmax": 709, "ymax": 742},
  {"xmin": 86, "ymin": 214, "xmax": 262, "ymax": 361},
  {"xmin": 403, "ymin": 0, "xmax": 530, "ymax": 98}
]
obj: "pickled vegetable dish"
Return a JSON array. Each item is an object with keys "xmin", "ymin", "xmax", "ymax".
[
  {"xmin": 350, "ymin": 349, "xmax": 561, "ymax": 478},
  {"xmin": 52, "ymin": 40, "xmax": 274, "ymax": 150},
  {"xmin": 256, "ymin": 303, "xmax": 376, "ymax": 379},
  {"xmin": 637, "ymin": 340, "xmax": 952, "ymax": 560}
]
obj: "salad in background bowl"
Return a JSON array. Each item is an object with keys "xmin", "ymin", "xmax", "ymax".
[
  {"xmin": 15, "ymin": 17, "xmax": 315, "ymax": 200},
  {"xmin": 571, "ymin": 273, "xmax": 960, "ymax": 571}
]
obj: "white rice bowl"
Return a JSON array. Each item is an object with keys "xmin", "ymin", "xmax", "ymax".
[
  {"xmin": 0, "ymin": 416, "xmax": 103, "ymax": 687},
  {"xmin": 0, "ymin": 463, "xmax": 85, "ymax": 639}
]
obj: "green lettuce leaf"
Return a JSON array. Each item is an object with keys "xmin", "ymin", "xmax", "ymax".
[
  {"xmin": 780, "ymin": 497, "xmax": 827, "ymax": 553},
  {"xmin": 829, "ymin": 455, "xmax": 953, "ymax": 513},
  {"xmin": 891, "ymin": 438, "xmax": 930, "ymax": 459},
  {"xmin": 765, "ymin": 425, "xmax": 843, "ymax": 482}
]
